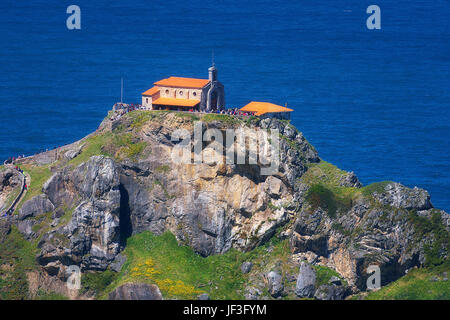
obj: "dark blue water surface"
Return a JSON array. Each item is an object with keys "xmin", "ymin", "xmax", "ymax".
[{"xmin": 0, "ymin": 1, "xmax": 449, "ymax": 210}]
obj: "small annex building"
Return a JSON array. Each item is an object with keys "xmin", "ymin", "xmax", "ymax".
[
  {"xmin": 240, "ymin": 101, "xmax": 293, "ymax": 120},
  {"xmin": 142, "ymin": 64, "xmax": 225, "ymax": 112}
]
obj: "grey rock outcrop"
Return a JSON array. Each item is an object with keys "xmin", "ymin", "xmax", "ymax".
[
  {"xmin": 314, "ymin": 284, "xmax": 346, "ymax": 300},
  {"xmin": 267, "ymin": 271, "xmax": 284, "ymax": 298},
  {"xmin": 19, "ymin": 194, "xmax": 55, "ymax": 220},
  {"xmin": 0, "ymin": 168, "xmax": 21, "ymax": 192},
  {"xmin": 37, "ymin": 156, "xmax": 122, "ymax": 275},
  {"xmin": 198, "ymin": 293, "xmax": 210, "ymax": 300},
  {"xmin": 295, "ymin": 262, "xmax": 316, "ymax": 298},
  {"xmin": 244, "ymin": 287, "xmax": 262, "ymax": 300},
  {"xmin": 64, "ymin": 144, "xmax": 84, "ymax": 160},
  {"xmin": 372, "ymin": 182, "xmax": 432, "ymax": 210},
  {"xmin": 17, "ymin": 219, "xmax": 36, "ymax": 240},
  {"xmin": 241, "ymin": 261, "xmax": 253, "ymax": 274},
  {"xmin": 339, "ymin": 172, "xmax": 362, "ymax": 188},
  {"xmin": 328, "ymin": 276, "xmax": 342, "ymax": 286},
  {"xmin": 110, "ymin": 253, "xmax": 127, "ymax": 272},
  {"xmin": 108, "ymin": 283, "xmax": 163, "ymax": 300}
]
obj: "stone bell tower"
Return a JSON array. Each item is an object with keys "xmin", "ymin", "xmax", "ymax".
[{"xmin": 203, "ymin": 62, "xmax": 225, "ymax": 111}]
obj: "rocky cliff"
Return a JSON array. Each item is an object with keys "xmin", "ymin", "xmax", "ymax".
[{"xmin": 0, "ymin": 110, "xmax": 448, "ymax": 299}]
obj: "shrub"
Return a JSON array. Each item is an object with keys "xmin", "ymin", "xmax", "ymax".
[
  {"xmin": 361, "ymin": 181, "xmax": 393, "ymax": 197},
  {"xmin": 305, "ymin": 184, "xmax": 354, "ymax": 219},
  {"xmin": 306, "ymin": 184, "xmax": 338, "ymax": 218}
]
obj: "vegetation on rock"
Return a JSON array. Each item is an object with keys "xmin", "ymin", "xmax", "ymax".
[{"xmin": 0, "ymin": 109, "xmax": 448, "ymax": 300}]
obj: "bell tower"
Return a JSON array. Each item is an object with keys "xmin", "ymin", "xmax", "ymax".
[
  {"xmin": 203, "ymin": 51, "xmax": 225, "ymax": 112},
  {"xmin": 208, "ymin": 64, "xmax": 218, "ymax": 82}
]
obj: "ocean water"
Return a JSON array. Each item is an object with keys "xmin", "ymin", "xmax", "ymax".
[{"xmin": 0, "ymin": 1, "xmax": 449, "ymax": 211}]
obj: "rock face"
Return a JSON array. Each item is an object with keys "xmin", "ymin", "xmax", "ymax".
[
  {"xmin": 36, "ymin": 156, "xmax": 122, "ymax": 276},
  {"xmin": 267, "ymin": 271, "xmax": 284, "ymax": 297},
  {"xmin": 19, "ymin": 194, "xmax": 54, "ymax": 220},
  {"xmin": 0, "ymin": 168, "xmax": 21, "ymax": 192},
  {"xmin": 339, "ymin": 172, "xmax": 362, "ymax": 188},
  {"xmin": 0, "ymin": 219, "xmax": 11, "ymax": 238},
  {"xmin": 64, "ymin": 144, "xmax": 84, "ymax": 161},
  {"xmin": 372, "ymin": 183, "xmax": 432, "ymax": 211},
  {"xmin": 289, "ymin": 181, "xmax": 447, "ymax": 290},
  {"xmin": 0, "ymin": 168, "xmax": 22, "ymax": 211},
  {"xmin": 109, "ymin": 114, "xmax": 319, "ymax": 257},
  {"xmin": 19, "ymin": 114, "xmax": 319, "ymax": 280},
  {"xmin": 108, "ymin": 283, "xmax": 163, "ymax": 300},
  {"xmin": 314, "ymin": 284, "xmax": 346, "ymax": 300},
  {"xmin": 241, "ymin": 261, "xmax": 253, "ymax": 274},
  {"xmin": 295, "ymin": 262, "xmax": 316, "ymax": 298},
  {"xmin": 1, "ymin": 110, "xmax": 448, "ymax": 300}
]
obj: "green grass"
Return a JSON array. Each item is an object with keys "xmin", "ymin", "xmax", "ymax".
[
  {"xmin": 408, "ymin": 209, "xmax": 449, "ymax": 267},
  {"xmin": 301, "ymin": 161, "xmax": 355, "ymax": 190},
  {"xmin": 202, "ymin": 113, "xmax": 241, "ymax": 125},
  {"xmin": 129, "ymin": 111, "xmax": 156, "ymax": 129},
  {"xmin": 99, "ymin": 230, "xmax": 298, "ymax": 300},
  {"xmin": 103, "ymin": 231, "xmax": 248, "ymax": 299},
  {"xmin": 365, "ymin": 266, "xmax": 450, "ymax": 300},
  {"xmin": 300, "ymin": 161, "xmax": 369, "ymax": 218},
  {"xmin": 244, "ymin": 115, "xmax": 260, "ymax": 126},
  {"xmin": 127, "ymin": 110, "xmax": 169, "ymax": 129},
  {"xmin": 34, "ymin": 289, "xmax": 69, "ymax": 300},
  {"xmin": 0, "ymin": 225, "xmax": 37, "ymax": 270},
  {"xmin": 314, "ymin": 265, "xmax": 347, "ymax": 287},
  {"xmin": 80, "ymin": 269, "xmax": 118, "ymax": 296},
  {"xmin": 67, "ymin": 130, "xmax": 147, "ymax": 166},
  {"xmin": 0, "ymin": 226, "xmax": 38, "ymax": 299},
  {"xmin": 361, "ymin": 181, "xmax": 393, "ymax": 197},
  {"xmin": 174, "ymin": 112, "xmax": 200, "ymax": 121},
  {"xmin": 68, "ymin": 134, "xmax": 112, "ymax": 167},
  {"xmin": 15, "ymin": 164, "xmax": 52, "ymax": 212},
  {"xmin": 305, "ymin": 184, "xmax": 354, "ymax": 218}
]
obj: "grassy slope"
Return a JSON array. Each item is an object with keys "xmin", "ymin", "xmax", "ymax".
[
  {"xmin": 301, "ymin": 160, "xmax": 393, "ymax": 206},
  {"xmin": 15, "ymin": 164, "xmax": 52, "ymax": 212},
  {"xmin": 364, "ymin": 265, "xmax": 449, "ymax": 300},
  {"xmin": 0, "ymin": 226, "xmax": 38, "ymax": 299},
  {"xmin": 99, "ymin": 231, "xmax": 253, "ymax": 299},
  {"xmin": 82, "ymin": 230, "xmax": 347, "ymax": 300}
]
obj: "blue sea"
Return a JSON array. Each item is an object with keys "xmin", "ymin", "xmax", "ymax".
[{"xmin": 0, "ymin": 1, "xmax": 449, "ymax": 211}]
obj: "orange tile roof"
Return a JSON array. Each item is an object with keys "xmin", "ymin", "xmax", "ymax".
[
  {"xmin": 152, "ymin": 97, "xmax": 200, "ymax": 107},
  {"xmin": 154, "ymin": 77, "xmax": 210, "ymax": 89},
  {"xmin": 240, "ymin": 101, "xmax": 293, "ymax": 116},
  {"xmin": 142, "ymin": 86, "xmax": 160, "ymax": 96}
]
